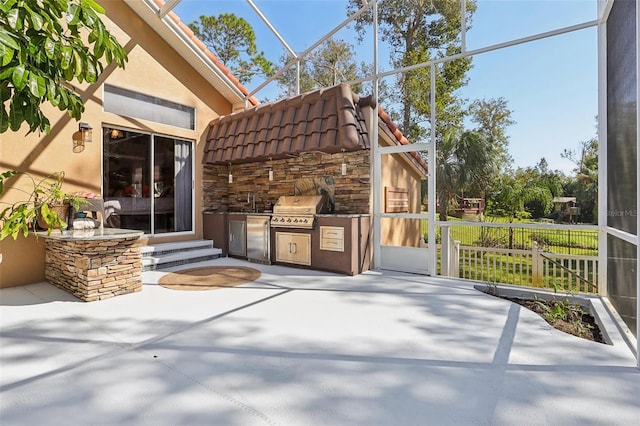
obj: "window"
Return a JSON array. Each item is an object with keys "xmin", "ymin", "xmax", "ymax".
[
  {"xmin": 103, "ymin": 84, "xmax": 195, "ymax": 130},
  {"xmin": 103, "ymin": 127, "xmax": 193, "ymax": 235}
]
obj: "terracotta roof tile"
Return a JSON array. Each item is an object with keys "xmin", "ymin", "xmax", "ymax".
[
  {"xmin": 377, "ymin": 106, "xmax": 428, "ymax": 174},
  {"xmin": 203, "ymin": 81, "xmax": 426, "ymax": 175},
  {"xmin": 378, "ymin": 107, "xmax": 411, "ymax": 146},
  {"xmin": 204, "ymin": 84, "xmax": 370, "ymax": 164}
]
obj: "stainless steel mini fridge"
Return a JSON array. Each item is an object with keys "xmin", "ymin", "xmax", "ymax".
[{"xmin": 246, "ymin": 215, "xmax": 271, "ymax": 264}]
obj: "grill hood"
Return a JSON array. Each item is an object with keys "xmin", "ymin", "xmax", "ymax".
[
  {"xmin": 273, "ymin": 195, "xmax": 332, "ymax": 215},
  {"xmin": 270, "ymin": 195, "xmax": 332, "ymax": 229}
]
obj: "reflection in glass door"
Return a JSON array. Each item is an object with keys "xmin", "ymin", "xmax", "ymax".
[{"xmin": 103, "ymin": 127, "xmax": 193, "ymax": 235}]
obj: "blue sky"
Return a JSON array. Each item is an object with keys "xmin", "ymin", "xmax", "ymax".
[{"xmin": 174, "ymin": 0, "xmax": 598, "ymax": 174}]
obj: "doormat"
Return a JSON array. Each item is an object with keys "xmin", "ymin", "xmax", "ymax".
[{"xmin": 158, "ymin": 266, "xmax": 261, "ymax": 291}]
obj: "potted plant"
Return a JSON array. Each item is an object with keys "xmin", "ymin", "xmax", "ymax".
[{"xmin": 0, "ymin": 170, "xmax": 86, "ymax": 239}]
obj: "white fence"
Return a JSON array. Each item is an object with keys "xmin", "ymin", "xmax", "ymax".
[{"xmin": 440, "ymin": 226, "xmax": 598, "ymax": 294}]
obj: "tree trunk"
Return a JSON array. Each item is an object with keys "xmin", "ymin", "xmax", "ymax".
[{"xmin": 438, "ymin": 199, "xmax": 448, "ymax": 222}]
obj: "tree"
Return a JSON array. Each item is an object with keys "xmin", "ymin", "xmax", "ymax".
[
  {"xmin": 277, "ymin": 37, "xmax": 374, "ymax": 98},
  {"xmin": 436, "ymin": 128, "xmax": 489, "ymax": 221},
  {"xmin": 460, "ymin": 97, "xmax": 515, "ymax": 204},
  {"xmin": 347, "ymin": 0, "xmax": 477, "ymax": 142},
  {"xmin": 562, "ymin": 137, "xmax": 598, "ymax": 223},
  {"xmin": 278, "ymin": 52, "xmax": 315, "ymax": 97},
  {"xmin": 523, "ymin": 158, "xmax": 565, "ymax": 219},
  {"xmin": 189, "ymin": 13, "xmax": 274, "ymax": 84},
  {"xmin": 468, "ymin": 97, "xmax": 515, "ymax": 170},
  {"xmin": 490, "ymin": 159, "xmax": 563, "ymax": 221},
  {"xmin": 562, "ymin": 137, "xmax": 598, "ymax": 175},
  {"xmin": 1, "ymin": 0, "xmax": 128, "ymax": 134}
]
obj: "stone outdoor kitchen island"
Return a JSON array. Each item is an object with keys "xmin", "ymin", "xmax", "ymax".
[{"xmin": 41, "ymin": 228, "xmax": 144, "ymax": 301}]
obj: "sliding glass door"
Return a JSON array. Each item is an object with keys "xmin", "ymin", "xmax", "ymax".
[{"xmin": 103, "ymin": 127, "xmax": 193, "ymax": 235}]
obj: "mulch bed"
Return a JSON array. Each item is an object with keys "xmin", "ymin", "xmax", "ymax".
[{"xmin": 504, "ymin": 296, "xmax": 605, "ymax": 343}]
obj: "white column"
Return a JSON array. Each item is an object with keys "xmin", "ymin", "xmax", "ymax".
[
  {"xmin": 427, "ymin": 64, "xmax": 437, "ymax": 275},
  {"xmin": 372, "ymin": 0, "xmax": 382, "ymax": 269},
  {"xmin": 597, "ymin": 1, "xmax": 608, "ymax": 298},
  {"xmin": 635, "ymin": 0, "xmax": 640, "ymax": 369},
  {"xmin": 441, "ymin": 225, "xmax": 450, "ymax": 276}
]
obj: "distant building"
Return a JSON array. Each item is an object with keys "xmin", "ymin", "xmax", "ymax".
[
  {"xmin": 454, "ymin": 198, "xmax": 485, "ymax": 222},
  {"xmin": 552, "ymin": 197, "xmax": 580, "ymax": 223}
]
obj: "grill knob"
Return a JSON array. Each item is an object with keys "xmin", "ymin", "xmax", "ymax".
[
  {"xmin": 294, "ymin": 218, "xmax": 298, "ymax": 223},
  {"xmin": 287, "ymin": 218, "xmax": 291, "ymax": 222}
]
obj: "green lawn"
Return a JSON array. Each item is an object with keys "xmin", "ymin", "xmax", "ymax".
[{"xmin": 422, "ymin": 216, "xmax": 598, "ymax": 256}]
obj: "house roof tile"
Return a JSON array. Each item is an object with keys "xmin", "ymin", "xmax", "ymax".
[
  {"xmin": 377, "ymin": 106, "xmax": 428, "ymax": 173},
  {"xmin": 152, "ymin": 0, "xmax": 259, "ymax": 106}
]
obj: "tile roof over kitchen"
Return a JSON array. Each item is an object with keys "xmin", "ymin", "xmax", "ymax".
[
  {"xmin": 203, "ymin": 83, "xmax": 428, "ymax": 176},
  {"xmin": 203, "ymin": 84, "xmax": 371, "ymax": 164}
]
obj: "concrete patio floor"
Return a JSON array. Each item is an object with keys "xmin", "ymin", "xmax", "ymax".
[{"xmin": 1, "ymin": 257, "xmax": 639, "ymax": 425}]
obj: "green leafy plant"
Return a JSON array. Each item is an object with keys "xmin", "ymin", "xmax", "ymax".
[
  {"xmin": 533, "ymin": 282, "xmax": 594, "ymax": 338},
  {"xmin": 0, "ymin": 170, "xmax": 85, "ymax": 239},
  {"xmin": 485, "ymin": 281, "xmax": 499, "ymax": 297},
  {"xmin": 0, "ymin": 0, "xmax": 128, "ymax": 134}
]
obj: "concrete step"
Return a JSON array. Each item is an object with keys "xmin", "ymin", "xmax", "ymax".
[
  {"xmin": 141, "ymin": 239, "xmax": 214, "ymax": 256},
  {"xmin": 141, "ymin": 240, "xmax": 222, "ymax": 271}
]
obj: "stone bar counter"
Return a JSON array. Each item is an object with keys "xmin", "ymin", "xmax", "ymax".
[{"xmin": 39, "ymin": 228, "xmax": 144, "ymax": 302}]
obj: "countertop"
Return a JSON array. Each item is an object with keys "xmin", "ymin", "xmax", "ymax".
[
  {"xmin": 203, "ymin": 211, "xmax": 272, "ymax": 216},
  {"xmin": 316, "ymin": 214, "xmax": 370, "ymax": 218},
  {"xmin": 203, "ymin": 211, "xmax": 369, "ymax": 218},
  {"xmin": 36, "ymin": 228, "xmax": 144, "ymax": 241}
]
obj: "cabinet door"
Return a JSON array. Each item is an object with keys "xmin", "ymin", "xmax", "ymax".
[
  {"xmin": 247, "ymin": 216, "xmax": 270, "ymax": 262},
  {"xmin": 276, "ymin": 232, "xmax": 311, "ymax": 265},
  {"xmin": 229, "ymin": 220, "xmax": 246, "ymax": 256}
]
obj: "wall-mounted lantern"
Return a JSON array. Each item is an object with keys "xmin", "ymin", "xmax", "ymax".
[
  {"xmin": 72, "ymin": 122, "xmax": 93, "ymax": 153},
  {"xmin": 79, "ymin": 122, "xmax": 92, "ymax": 143}
]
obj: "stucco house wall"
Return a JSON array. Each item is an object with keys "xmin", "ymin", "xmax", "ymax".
[
  {"xmin": 0, "ymin": 1, "xmax": 236, "ymax": 288},
  {"xmin": 380, "ymin": 152, "xmax": 425, "ymax": 248}
]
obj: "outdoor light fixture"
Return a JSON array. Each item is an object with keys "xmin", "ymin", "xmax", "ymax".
[
  {"xmin": 268, "ymin": 157, "xmax": 273, "ymax": 181},
  {"xmin": 72, "ymin": 122, "xmax": 92, "ymax": 153},
  {"xmin": 228, "ymin": 163, "xmax": 233, "ymax": 184},
  {"xmin": 79, "ymin": 122, "xmax": 93, "ymax": 143}
]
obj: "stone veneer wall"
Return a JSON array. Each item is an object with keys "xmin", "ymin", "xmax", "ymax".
[
  {"xmin": 202, "ymin": 150, "xmax": 371, "ymax": 213},
  {"xmin": 45, "ymin": 236, "xmax": 142, "ymax": 301}
]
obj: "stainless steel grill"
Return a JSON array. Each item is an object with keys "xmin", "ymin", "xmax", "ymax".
[{"xmin": 270, "ymin": 195, "xmax": 331, "ymax": 229}]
